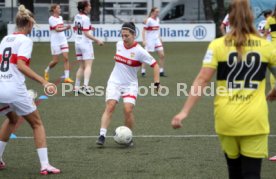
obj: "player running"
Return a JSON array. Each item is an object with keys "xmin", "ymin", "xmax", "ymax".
[
  {"xmin": 172, "ymin": 0, "xmax": 276, "ymax": 178},
  {"xmin": 0, "ymin": 5, "xmax": 60, "ymax": 175},
  {"xmin": 96, "ymin": 22, "xmax": 160, "ymax": 146},
  {"xmin": 141, "ymin": 7, "xmax": 166, "ymax": 77},
  {"xmin": 44, "ymin": 4, "xmax": 73, "ymax": 83},
  {"xmin": 73, "ymin": 0, "xmax": 104, "ymax": 95}
]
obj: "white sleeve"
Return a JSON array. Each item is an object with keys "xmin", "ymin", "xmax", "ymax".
[
  {"xmin": 18, "ymin": 38, "xmax": 33, "ymax": 62},
  {"xmin": 49, "ymin": 17, "xmax": 57, "ymax": 27},
  {"xmin": 83, "ymin": 16, "xmax": 91, "ymax": 31},
  {"xmin": 138, "ymin": 46, "xmax": 157, "ymax": 67}
]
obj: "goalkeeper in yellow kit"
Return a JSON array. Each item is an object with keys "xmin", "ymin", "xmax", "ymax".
[{"xmin": 171, "ymin": 0, "xmax": 276, "ymax": 178}]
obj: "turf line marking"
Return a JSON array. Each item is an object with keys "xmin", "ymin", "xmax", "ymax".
[{"xmin": 15, "ymin": 134, "xmax": 276, "ymax": 139}]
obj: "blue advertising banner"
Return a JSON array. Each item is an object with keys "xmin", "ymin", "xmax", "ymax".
[{"xmin": 250, "ymin": 0, "xmax": 276, "ymax": 27}]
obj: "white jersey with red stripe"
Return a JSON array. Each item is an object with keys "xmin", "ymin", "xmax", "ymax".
[
  {"xmin": 144, "ymin": 17, "xmax": 160, "ymax": 40},
  {"xmin": 73, "ymin": 13, "xmax": 93, "ymax": 44},
  {"xmin": 222, "ymin": 14, "xmax": 230, "ymax": 33},
  {"xmin": 0, "ymin": 33, "xmax": 32, "ymax": 103},
  {"xmin": 108, "ymin": 41, "xmax": 157, "ymax": 85},
  {"xmin": 49, "ymin": 16, "xmax": 67, "ymax": 46}
]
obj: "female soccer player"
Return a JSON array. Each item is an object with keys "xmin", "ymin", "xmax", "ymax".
[
  {"xmin": 171, "ymin": 0, "xmax": 276, "ymax": 178},
  {"xmin": 96, "ymin": 22, "xmax": 160, "ymax": 146},
  {"xmin": 141, "ymin": 7, "xmax": 165, "ymax": 77},
  {"xmin": 265, "ymin": 6, "xmax": 276, "ymax": 162},
  {"xmin": 73, "ymin": 0, "xmax": 104, "ymax": 94},
  {"xmin": 44, "ymin": 4, "xmax": 73, "ymax": 83},
  {"xmin": 0, "ymin": 5, "xmax": 60, "ymax": 175}
]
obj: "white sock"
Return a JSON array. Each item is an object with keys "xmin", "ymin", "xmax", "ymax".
[
  {"xmin": 0, "ymin": 141, "xmax": 7, "ymax": 161},
  {"xmin": 100, "ymin": 128, "xmax": 107, "ymax": 137},
  {"xmin": 75, "ymin": 79, "xmax": 81, "ymax": 88},
  {"xmin": 64, "ymin": 70, "xmax": 69, "ymax": 78},
  {"xmin": 160, "ymin": 68, "xmax": 164, "ymax": 73},
  {"xmin": 37, "ymin": 148, "xmax": 49, "ymax": 168},
  {"xmin": 45, "ymin": 66, "xmax": 50, "ymax": 72},
  {"xmin": 141, "ymin": 68, "xmax": 146, "ymax": 73},
  {"xmin": 84, "ymin": 78, "xmax": 89, "ymax": 86}
]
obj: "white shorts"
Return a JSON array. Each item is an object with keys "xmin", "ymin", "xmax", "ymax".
[
  {"xmin": 105, "ymin": 82, "xmax": 138, "ymax": 105},
  {"xmin": 145, "ymin": 38, "xmax": 163, "ymax": 52},
  {"xmin": 0, "ymin": 96, "xmax": 36, "ymax": 116},
  {"xmin": 75, "ymin": 42, "xmax": 95, "ymax": 60},
  {"xmin": 51, "ymin": 42, "xmax": 69, "ymax": 55}
]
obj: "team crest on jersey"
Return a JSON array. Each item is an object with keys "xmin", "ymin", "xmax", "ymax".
[
  {"xmin": 127, "ymin": 60, "xmax": 132, "ymax": 65},
  {"xmin": 130, "ymin": 52, "xmax": 135, "ymax": 58}
]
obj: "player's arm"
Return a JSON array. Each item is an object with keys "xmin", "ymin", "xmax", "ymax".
[
  {"xmin": 17, "ymin": 59, "xmax": 47, "ymax": 86},
  {"xmin": 267, "ymin": 66, "xmax": 276, "ymax": 101},
  {"xmin": 142, "ymin": 28, "xmax": 146, "ymax": 46},
  {"xmin": 220, "ymin": 23, "xmax": 226, "ymax": 35},
  {"xmin": 55, "ymin": 24, "xmax": 71, "ymax": 32},
  {"xmin": 171, "ymin": 67, "xmax": 216, "ymax": 128},
  {"xmin": 83, "ymin": 30, "xmax": 104, "ymax": 46}
]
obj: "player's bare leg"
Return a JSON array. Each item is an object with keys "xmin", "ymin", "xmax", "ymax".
[
  {"xmin": 157, "ymin": 50, "xmax": 166, "ymax": 76},
  {"xmin": 75, "ymin": 61, "xmax": 84, "ymax": 92},
  {"xmin": 44, "ymin": 55, "xmax": 59, "ymax": 81},
  {"xmin": 96, "ymin": 100, "xmax": 117, "ymax": 145},
  {"xmin": 23, "ymin": 110, "xmax": 60, "ymax": 175},
  {"xmin": 123, "ymin": 102, "xmax": 135, "ymax": 146},
  {"xmin": 62, "ymin": 52, "xmax": 74, "ymax": 83},
  {"xmin": 123, "ymin": 103, "xmax": 134, "ymax": 129},
  {"xmin": 0, "ymin": 112, "xmax": 18, "ymax": 169}
]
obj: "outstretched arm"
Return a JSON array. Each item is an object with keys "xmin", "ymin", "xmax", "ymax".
[{"xmin": 171, "ymin": 67, "xmax": 216, "ymax": 129}]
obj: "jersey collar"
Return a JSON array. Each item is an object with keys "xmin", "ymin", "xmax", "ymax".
[
  {"xmin": 124, "ymin": 41, "xmax": 138, "ymax": 49},
  {"xmin": 13, "ymin": 32, "xmax": 26, "ymax": 35}
]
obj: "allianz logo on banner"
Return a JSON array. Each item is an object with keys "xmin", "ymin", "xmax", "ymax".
[{"xmin": 8, "ymin": 24, "xmax": 215, "ymax": 42}]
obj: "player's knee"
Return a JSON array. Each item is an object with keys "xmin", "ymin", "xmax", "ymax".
[
  {"xmin": 124, "ymin": 106, "xmax": 133, "ymax": 115},
  {"xmin": 105, "ymin": 105, "xmax": 116, "ymax": 114}
]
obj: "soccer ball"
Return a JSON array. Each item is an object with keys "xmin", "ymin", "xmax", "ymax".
[
  {"xmin": 113, "ymin": 126, "xmax": 133, "ymax": 145},
  {"xmin": 28, "ymin": 89, "xmax": 37, "ymax": 99}
]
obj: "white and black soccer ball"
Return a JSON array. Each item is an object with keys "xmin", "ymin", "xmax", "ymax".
[{"xmin": 113, "ymin": 126, "xmax": 133, "ymax": 145}]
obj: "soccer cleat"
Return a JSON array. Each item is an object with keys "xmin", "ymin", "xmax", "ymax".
[
  {"xmin": 160, "ymin": 72, "xmax": 167, "ymax": 77},
  {"xmin": 64, "ymin": 78, "xmax": 74, "ymax": 83},
  {"xmin": 0, "ymin": 160, "xmax": 6, "ymax": 170},
  {"xmin": 44, "ymin": 72, "xmax": 49, "ymax": 81},
  {"xmin": 269, "ymin": 156, "xmax": 276, "ymax": 161},
  {"xmin": 96, "ymin": 135, "xmax": 105, "ymax": 146},
  {"xmin": 40, "ymin": 164, "xmax": 61, "ymax": 175}
]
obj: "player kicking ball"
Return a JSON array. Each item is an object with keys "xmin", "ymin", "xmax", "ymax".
[{"xmin": 96, "ymin": 22, "xmax": 160, "ymax": 146}]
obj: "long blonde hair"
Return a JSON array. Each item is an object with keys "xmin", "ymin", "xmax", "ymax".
[
  {"xmin": 16, "ymin": 5, "xmax": 35, "ymax": 29},
  {"xmin": 225, "ymin": 0, "xmax": 259, "ymax": 60}
]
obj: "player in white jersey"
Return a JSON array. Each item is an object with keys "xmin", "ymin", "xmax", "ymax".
[
  {"xmin": 73, "ymin": 0, "xmax": 104, "ymax": 95},
  {"xmin": 44, "ymin": 4, "xmax": 74, "ymax": 83},
  {"xmin": 257, "ymin": 9, "xmax": 272, "ymax": 41},
  {"xmin": 220, "ymin": 14, "xmax": 230, "ymax": 35},
  {"xmin": 141, "ymin": 7, "xmax": 166, "ymax": 77},
  {"xmin": 96, "ymin": 22, "xmax": 160, "ymax": 146},
  {"xmin": 0, "ymin": 5, "xmax": 60, "ymax": 175}
]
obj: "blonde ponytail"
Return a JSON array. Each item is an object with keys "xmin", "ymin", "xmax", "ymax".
[{"xmin": 16, "ymin": 5, "xmax": 35, "ymax": 28}]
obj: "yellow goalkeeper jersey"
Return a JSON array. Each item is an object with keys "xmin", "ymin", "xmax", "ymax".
[{"xmin": 202, "ymin": 34, "xmax": 276, "ymax": 136}]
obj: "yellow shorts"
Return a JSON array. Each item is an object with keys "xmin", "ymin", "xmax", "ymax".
[{"xmin": 218, "ymin": 134, "xmax": 268, "ymax": 159}]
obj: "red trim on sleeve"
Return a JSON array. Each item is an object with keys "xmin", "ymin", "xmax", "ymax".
[
  {"xmin": 144, "ymin": 26, "xmax": 159, "ymax": 31},
  {"xmin": 76, "ymin": 54, "xmax": 82, "ymax": 57},
  {"xmin": 17, "ymin": 56, "xmax": 30, "ymax": 66},
  {"xmin": 50, "ymin": 24, "xmax": 64, "ymax": 30},
  {"xmin": 155, "ymin": 45, "xmax": 163, "ymax": 49},
  {"xmin": 150, "ymin": 61, "xmax": 157, "ymax": 68},
  {"xmin": 114, "ymin": 54, "xmax": 142, "ymax": 67},
  {"xmin": 122, "ymin": 95, "xmax": 137, "ymax": 100},
  {"xmin": 61, "ymin": 47, "xmax": 69, "ymax": 50}
]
